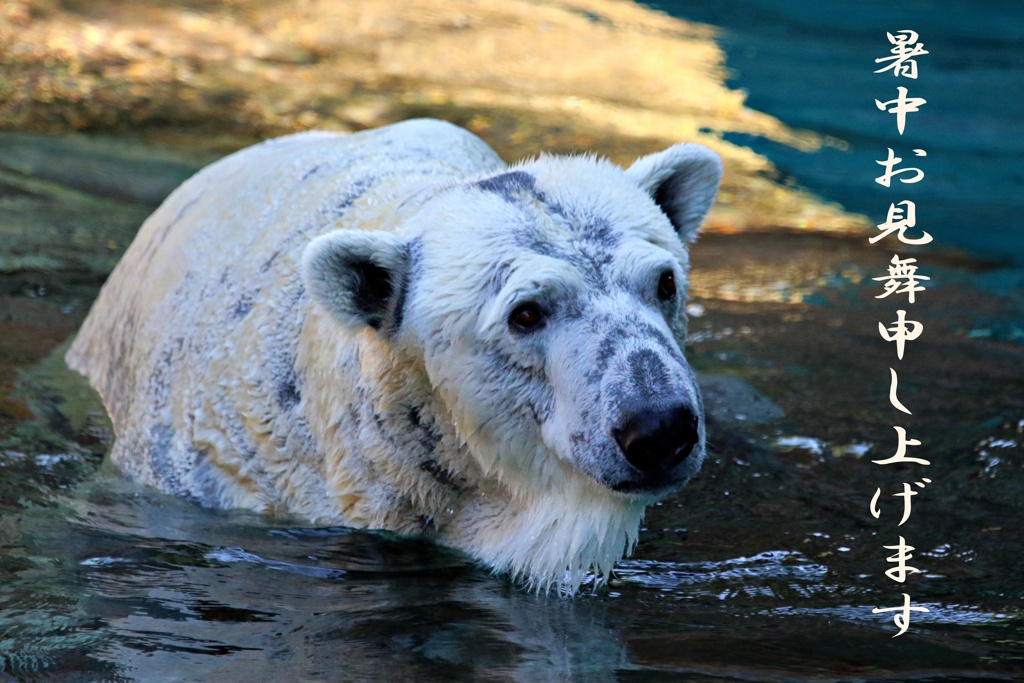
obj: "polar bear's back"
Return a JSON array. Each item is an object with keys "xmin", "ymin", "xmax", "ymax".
[{"xmin": 67, "ymin": 120, "xmax": 503, "ymax": 507}]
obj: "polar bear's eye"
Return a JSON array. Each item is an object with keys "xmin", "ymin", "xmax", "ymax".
[
  {"xmin": 657, "ymin": 270, "xmax": 677, "ymax": 301},
  {"xmin": 509, "ymin": 302, "xmax": 545, "ymax": 332}
]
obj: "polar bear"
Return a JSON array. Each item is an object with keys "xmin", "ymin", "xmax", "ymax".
[{"xmin": 67, "ymin": 119, "xmax": 721, "ymax": 592}]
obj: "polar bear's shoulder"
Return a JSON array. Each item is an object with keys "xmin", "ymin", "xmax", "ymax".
[{"xmin": 65, "ymin": 119, "xmax": 504, "ymax": 484}]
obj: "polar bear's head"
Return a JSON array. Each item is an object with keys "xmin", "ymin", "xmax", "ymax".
[{"xmin": 303, "ymin": 142, "xmax": 721, "ymax": 589}]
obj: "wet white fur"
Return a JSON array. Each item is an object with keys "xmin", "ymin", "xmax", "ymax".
[{"xmin": 67, "ymin": 120, "xmax": 721, "ymax": 593}]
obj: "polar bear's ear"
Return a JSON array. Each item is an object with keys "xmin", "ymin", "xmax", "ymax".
[
  {"xmin": 301, "ymin": 231, "xmax": 410, "ymax": 334},
  {"xmin": 625, "ymin": 143, "xmax": 722, "ymax": 242}
]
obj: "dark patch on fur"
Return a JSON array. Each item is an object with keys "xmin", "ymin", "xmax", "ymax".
[
  {"xmin": 132, "ymin": 192, "xmax": 202, "ymax": 277},
  {"xmin": 190, "ymin": 448, "xmax": 224, "ymax": 507},
  {"xmin": 560, "ymin": 296, "xmax": 585, "ymax": 320},
  {"xmin": 481, "ymin": 342, "xmax": 554, "ymax": 424},
  {"xmin": 300, "ymin": 164, "xmax": 323, "ymax": 181},
  {"xmin": 580, "ymin": 215, "xmax": 618, "ymax": 249},
  {"xmin": 474, "ymin": 170, "xmax": 537, "ymax": 202},
  {"xmin": 406, "ymin": 406, "xmax": 442, "ymax": 455},
  {"xmin": 593, "ymin": 323, "xmax": 626, "ymax": 373},
  {"xmin": 260, "ymin": 249, "xmax": 281, "ymax": 273},
  {"xmin": 288, "ymin": 280, "xmax": 306, "ymax": 307},
  {"xmin": 474, "ymin": 171, "xmax": 626, "ymax": 294},
  {"xmin": 644, "ymin": 323, "xmax": 687, "ymax": 366},
  {"xmin": 329, "ymin": 177, "xmax": 378, "ymax": 219},
  {"xmin": 276, "ymin": 371, "xmax": 301, "ymax": 411},
  {"xmin": 223, "ymin": 410, "xmax": 260, "ymax": 462},
  {"xmin": 386, "ymin": 240, "xmax": 415, "ymax": 335},
  {"xmin": 260, "ymin": 275, "xmax": 306, "ymax": 415},
  {"xmin": 149, "ymin": 423, "xmax": 179, "ymax": 490},
  {"xmin": 511, "ymin": 230, "xmax": 557, "ymax": 258},
  {"xmin": 420, "ymin": 459, "xmax": 458, "ymax": 489},
  {"xmin": 345, "ymin": 404, "xmax": 362, "ymax": 434},
  {"xmin": 486, "ymin": 260, "xmax": 513, "ymax": 296},
  {"xmin": 473, "ymin": 169, "xmax": 574, "ymax": 224},
  {"xmin": 169, "ymin": 196, "xmax": 201, "ymax": 234},
  {"xmin": 485, "ymin": 343, "xmax": 547, "ymax": 386},
  {"xmin": 627, "ymin": 348, "xmax": 672, "ymax": 400},
  {"xmin": 146, "ymin": 336, "xmax": 181, "ymax": 414},
  {"xmin": 141, "ymin": 196, "xmax": 201, "ymax": 269},
  {"xmin": 231, "ymin": 293, "xmax": 256, "ymax": 320},
  {"xmin": 588, "ymin": 318, "xmax": 685, "ymax": 385},
  {"xmin": 509, "ymin": 215, "xmax": 619, "ymax": 289}
]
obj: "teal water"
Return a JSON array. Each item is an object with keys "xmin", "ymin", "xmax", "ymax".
[{"xmin": 647, "ymin": 0, "xmax": 1024, "ymax": 264}]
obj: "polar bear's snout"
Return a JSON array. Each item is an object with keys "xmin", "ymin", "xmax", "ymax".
[
  {"xmin": 613, "ymin": 402, "xmax": 700, "ymax": 479},
  {"xmin": 584, "ymin": 329, "xmax": 706, "ymax": 495}
]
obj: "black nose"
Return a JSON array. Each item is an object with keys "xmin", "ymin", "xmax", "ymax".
[{"xmin": 613, "ymin": 404, "xmax": 700, "ymax": 475}]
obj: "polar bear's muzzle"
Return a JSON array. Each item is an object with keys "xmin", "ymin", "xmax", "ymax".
[
  {"xmin": 612, "ymin": 401, "xmax": 700, "ymax": 487},
  {"xmin": 559, "ymin": 323, "xmax": 707, "ymax": 496}
]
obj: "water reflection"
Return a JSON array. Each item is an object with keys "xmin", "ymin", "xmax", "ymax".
[
  {"xmin": 5, "ymin": 475, "xmax": 631, "ymax": 680},
  {"xmin": 2, "ymin": 455, "xmax": 1021, "ymax": 680}
]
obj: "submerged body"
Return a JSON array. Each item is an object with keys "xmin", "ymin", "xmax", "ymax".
[{"xmin": 68, "ymin": 119, "xmax": 721, "ymax": 591}]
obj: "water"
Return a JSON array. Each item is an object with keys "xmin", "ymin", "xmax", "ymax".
[
  {"xmin": 645, "ymin": 0, "xmax": 1024, "ymax": 263},
  {"xmin": 2, "ymin": 0, "xmax": 1024, "ymax": 680},
  {"xmin": 2, "ymin": 471, "xmax": 1017, "ymax": 681}
]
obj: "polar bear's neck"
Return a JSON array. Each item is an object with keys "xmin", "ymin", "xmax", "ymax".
[{"xmin": 443, "ymin": 475, "xmax": 649, "ymax": 593}]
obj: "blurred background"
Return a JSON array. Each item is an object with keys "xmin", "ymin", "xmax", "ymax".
[{"xmin": 1, "ymin": 0, "xmax": 1022, "ymax": 680}]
